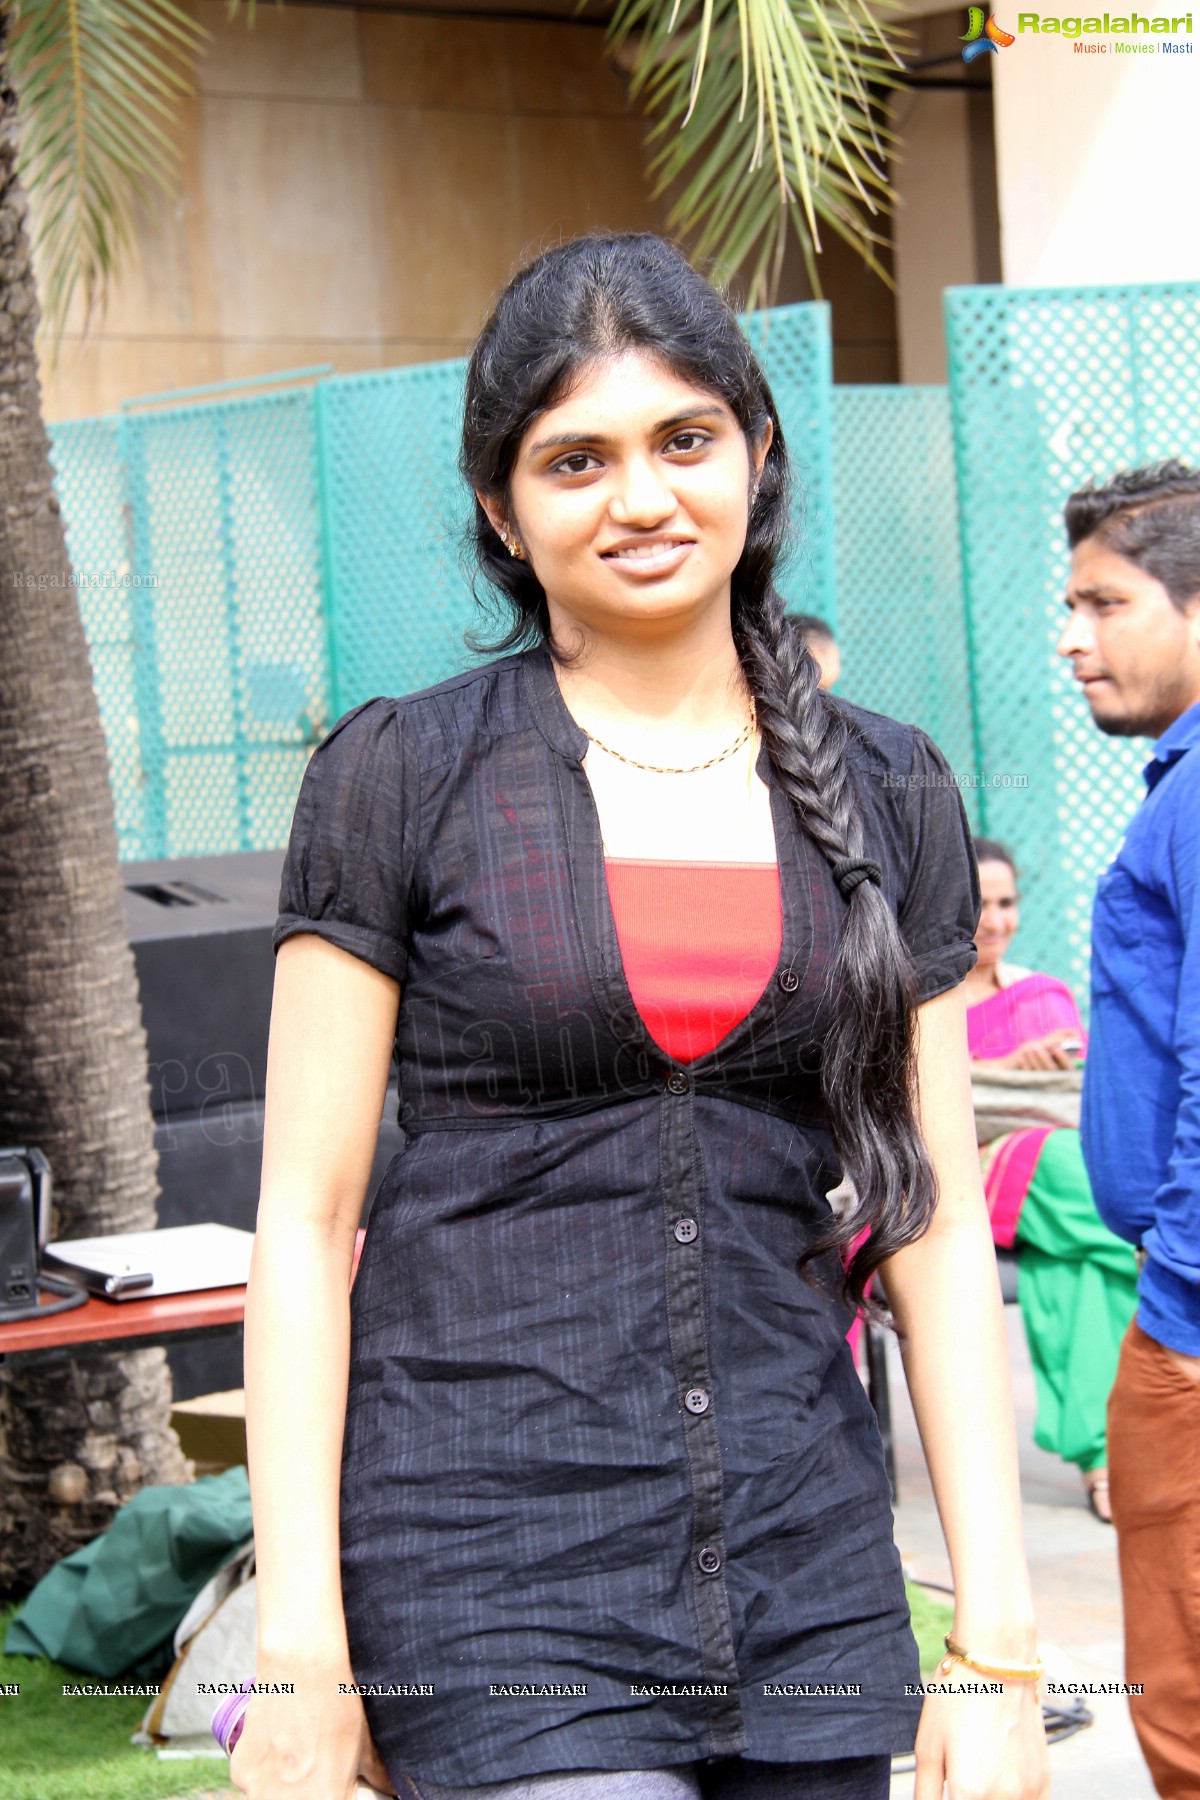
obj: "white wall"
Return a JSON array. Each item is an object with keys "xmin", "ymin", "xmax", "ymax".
[{"xmin": 993, "ymin": 37, "xmax": 1200, "ymax": 284}]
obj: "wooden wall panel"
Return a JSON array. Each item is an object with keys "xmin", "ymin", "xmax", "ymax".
[
  {"xmin": 511, "ymin": 114, "xmax": 663, "ymax": 250},
  {"xmin": 194, "ymin": 97, "xmax": 384, "ymax": 341},
  {"xmin": 193, "ymin": 0, "xmax": 363, "ymax": 100},
  {"xmin": 509, "ymin": 22, "xmax": 632, "ymax": 117},
  {"xmin": 359, "ymin": 14, "xmax": 516, "ymax": 111},
  {"xmin": 33, "ymin": 0, "xmax": 665, "ymax": 421},
  {"xmin": 369, "ymin": 108, "xmax": 518, "ymax": 342},
  {"xmin": 36, "ymin": 338, "xmax": 222, "ymax": 421}
]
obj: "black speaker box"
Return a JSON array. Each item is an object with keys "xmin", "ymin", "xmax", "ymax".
[
  {"xmin": 120, "ymin": 852, "xmax": 402, "ymax": 1400},
  {"xmin": 123, "ymin": 851, "xmax": 282, "ymax": 1118}
]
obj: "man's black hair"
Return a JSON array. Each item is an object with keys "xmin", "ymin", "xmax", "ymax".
[
  {"xmin": 1065, "ymin": 460, "xmax": 1200, "ymax": 610},
  {"xmin": 973, "ymin": 837, "xmax": 1016, "ymax": 872},
  {"xmin": 784, "ymin": 612, "xmax": 836, "ymax": 644}
]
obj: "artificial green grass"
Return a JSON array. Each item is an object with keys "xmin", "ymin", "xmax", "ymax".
[
  {"xmin": 0, "ymin": 1601, "xmax": 234, "ymax": 1800},
  {"xmin": 905, "ymin": 1577, "xmax": 956, "ymax": 1673},
  {"xmin": 0, "ymin": 1583, "xmax": 954, "ymax": 1798}
]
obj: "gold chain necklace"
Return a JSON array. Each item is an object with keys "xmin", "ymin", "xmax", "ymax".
[{"xmin": 585, "ymin": 701, "xmax": 757, "ymax": 776}]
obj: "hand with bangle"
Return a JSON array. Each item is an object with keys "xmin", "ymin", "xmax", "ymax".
[
  {"xmin": 914, "ymin": 1622, "xmax": 1050, "ymax": 1800},
  {"xmin": 934, "ymin": 1634, "xmax": 1045, "ymax": 1687}
]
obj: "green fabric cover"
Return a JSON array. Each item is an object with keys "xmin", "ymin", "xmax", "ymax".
[
  {"xmin": 3, "ymin": 1466, "xmax": 252, "ymax": 1679},
  {"xmin": 1014, "ymin": 1127, "xmax": 1139, "ymax": 1472}
]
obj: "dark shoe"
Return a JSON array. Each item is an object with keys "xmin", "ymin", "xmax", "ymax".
[{"xmin": 1083, "ymin": 1468, "xmax": 1113, "ymax": 1524}]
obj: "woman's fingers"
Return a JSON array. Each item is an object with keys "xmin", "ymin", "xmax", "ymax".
[
  {"xmin": 1014, "ymin": 1034, "xmax": 1075, "ymax": 1069},
  {"xmin": 913, "ymin": 1708, "xmax": 946, "ymax": 1800},
  {"xmin": 226, "ymin": 1682, "xmax": 379, "ymax": 1800},
  {"xmin": 913, "ymin": 1742, "xmax": 946, "ymax": 1800},
  {"xmin": 360, "ymin": 1725, "xmax": 398, "ymax": 1795},
  {"xmin": 914, "ymin": 1686, "xmax": 1049, "ymax": 1799}
]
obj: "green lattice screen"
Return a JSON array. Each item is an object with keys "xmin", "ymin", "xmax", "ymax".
[
  {"xmin": 48, "ymin": 385, "xmax": 333, "ymax": 861},
  {"xmin": 46, "ymin": 303, "xmax": 834, "ymax": 858},
  {"xmin": 744, "ymin": 304, "xmax": 835, "ymax": 637},
  {"xmin": 316, "ymin": 357, "xmax": 473, "ymax": 712},
  {"xmin": 322, "ymin": 302, "xmax": 836, "ymax": 713},
  {"xmin": 830, "ymin": 386, "xmax": 977, "ymax": 809},
  {"xmin": 946, "ymin": 281, "xmax": 1200, "ymax": 1003},
  {"xmin": 46, "ymin": 415, "xmax": 145, "ymax": 855}
]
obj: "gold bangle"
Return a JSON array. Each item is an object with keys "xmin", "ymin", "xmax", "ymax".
[{"xmin": 937, "ymin": 1635, "xmax": 1044, "ymax": 1684}]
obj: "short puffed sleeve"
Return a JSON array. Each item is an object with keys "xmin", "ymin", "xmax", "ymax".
[
  {"xmin": 272, "ymin": 698, "xmax": 418, "ymax": 984},
  {"xmin": 896, "ymin": 728, "xmax": 982, "ymax": 1003}
]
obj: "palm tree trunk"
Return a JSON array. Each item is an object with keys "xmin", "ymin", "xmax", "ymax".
[{"xmin": 0, "ymin": 9, "xmax": 191, "ymax": 1597}]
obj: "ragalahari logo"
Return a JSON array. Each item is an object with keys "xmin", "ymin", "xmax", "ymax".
[{"xmin": 962, "ymin": 5, "xmax": 1018, "ymax": 55}]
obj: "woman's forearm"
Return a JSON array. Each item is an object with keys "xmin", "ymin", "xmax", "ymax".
[
  {"xmin": 246, "ymin": 939, "xmax": 400, "ymax": 1671},
  {"xmin": 889, "ymin": 984, "xmax": 1039, "ymax": 1658},
  {"xmin": 879, "ymin": 1205, "xmax": 1037, "ymax": 1659},
  {"xmin": 243, "ymin": 1213, "xmax": 358, "ymax": 1668}
]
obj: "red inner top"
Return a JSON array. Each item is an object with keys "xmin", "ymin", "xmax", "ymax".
[{"xmin": 604, "ymin": 858, "xmax": 783, "ymax": 1064}]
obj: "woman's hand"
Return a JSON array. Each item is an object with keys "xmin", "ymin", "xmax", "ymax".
[
  {"xmin": 976, "ymin": 1029, "xmax": 1082, "ymax": 1072},
  {"xmin": 914, "ymin": 1679, "xmax": 1050, "ymax": 1799},
  {"xmin": 1011, "ymin": 1028, "xmax": 1083, "ymax": 1071},
  {"xmin": 228, "ymin": 1657, "xmax": 397, "ymax": 1799},
  {"xmin": 1161, "ymin": 1343, "xmax": 1200, "ymax": 1384}
]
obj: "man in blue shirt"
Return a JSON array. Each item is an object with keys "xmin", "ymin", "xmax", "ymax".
[{"xmin": 1058, "ymin": 459, "xmax": 1200, "ymax": 1797}]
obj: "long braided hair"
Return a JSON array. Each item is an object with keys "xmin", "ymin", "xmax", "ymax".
[{"xmin": 460, "ymin": 233, "xmax": 936, "ymax": 1311}]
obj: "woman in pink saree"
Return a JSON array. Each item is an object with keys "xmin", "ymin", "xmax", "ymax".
[{"xmin": 965, "ymin": 839, "xmax": 1138, "ymax": 1522}]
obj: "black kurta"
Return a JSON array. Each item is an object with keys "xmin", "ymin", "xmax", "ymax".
[{"xmin": 272, "ymin": 645, "xmax": 981, "ymax": 1787}]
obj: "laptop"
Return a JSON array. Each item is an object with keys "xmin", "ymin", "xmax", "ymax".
[{"xmin": 42, "ymin": 1223, "xmax": 255, "ymax": 1300}]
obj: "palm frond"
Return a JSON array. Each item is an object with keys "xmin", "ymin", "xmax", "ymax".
[
  {"xmin": 609, "ymin": 0, "xmax": 908, "ymax": 305},
  {"xmin": 7, "ymin": 0, "xmax": 208, "ymax": 354}
]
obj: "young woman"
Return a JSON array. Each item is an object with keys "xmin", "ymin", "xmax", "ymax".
[
  {"xmin": 232, "ymin": 234, "xmax": 1050, "ymax": 1800},
  {"xmin": 964, "ymin": 838, "xmax": 1139, "ymax": 1522}
]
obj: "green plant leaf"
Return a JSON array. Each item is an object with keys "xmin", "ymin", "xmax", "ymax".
[
  {"xmin": 610, "ymin": 0, "xmax": 907, "ymax": 304},
  {"xmin": 7, "ymin": 0, "xmax": 210, "ymax": 358}
]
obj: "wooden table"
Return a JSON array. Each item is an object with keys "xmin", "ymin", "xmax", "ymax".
[{"xmin": 0, "ymin": 1229, "xmax": 367, "ymax": 1369}]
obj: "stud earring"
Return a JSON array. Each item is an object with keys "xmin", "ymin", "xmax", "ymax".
[{"xmin": 500, "ymin": 527, "xmax": 525, "ymax": 560}]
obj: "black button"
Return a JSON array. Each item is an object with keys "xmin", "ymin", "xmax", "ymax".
[
  {"xmin": 697, "ymin": 1546, "xmax": 721, "ymax": 1574},
  {"xmin": 673, "ymin": 1217, "xmax": 699, "ymax": 1245},
  {"xmin": 778, "ymin": 968, "xmax": 800, "ymax": 994},
  {"xmin": 666, "ymin": 1070, "xmax": 690, "ymax": 1095},
  {"xmin": 684, "ymin": 1387, "xmax": 710, "ymax": 1415}
]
